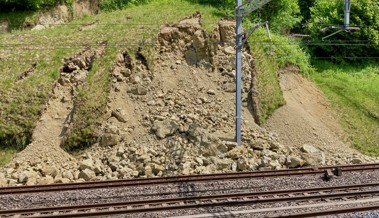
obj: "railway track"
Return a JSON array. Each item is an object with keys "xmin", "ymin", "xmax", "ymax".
[
  {"xmin": 1, "ymin": 163, "xmax": 379, "ymax": 195},
  {"xmin": 1, "ymin": 182, "xmax": 379, "ymax": 217}
]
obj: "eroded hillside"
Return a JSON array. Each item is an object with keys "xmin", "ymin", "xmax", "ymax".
[{"xmin": 0, "ymin": 7, "xmax": 377, "ymax": 186}]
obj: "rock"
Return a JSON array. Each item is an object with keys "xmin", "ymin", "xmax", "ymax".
[
  {"xmin": 250, "ymin": 139, "xmax": 270, "ymax": 150},
  {"xmin": 0, "ymin": 19, "xmax": 10, "ymax": 34},
  {"xmin": 227, "ymin": 146, "xmax": 249, "ymax": 160},
  {"xmin": 41, "ymin": 164, "xmax": 58, "ymax": 177},
  {"xmin": 211, "ymin": 157, "xmax": 233, "ymax": 171},
  {"xmin": 100, "ymin": 133, "xmax": 119, "ymax": 147},
  {"xmin": 0, "ymin": 173, "xmax": 7, "ymax": 187},
  {"xmin": 286, "ymin": 156, "xmax": 305, "ymax": 168},
  {"xmin": 55, "ymin": 178, "xmax": 70, "ymax": 183},
  {"xmin": 38, "ymin": 176, "xmax": 54, "ymax": 185},
  {"xmin": 301, "ymin": 144, "xmax": 321, "ymax": 154},
  {"xmin": 144, "ymin": 165, "xmax": 153, "ymax": 177},
  {"xmin": 152, "ymin": 164, "xmax": 165, "ymax": 175},
  {"xmin": 78, "ymin": 169, "xmax": 96, "ymax": 181},
  {"xmin": 152, "ymin": 120, "xmax": 178, "ymax": 139},
  {"xmin": 111, "ymin": 110, "xmax": 127, "ymax": 123},
  {"xmin": 32, "ymin": 24, "xmax": 46, "ymax": 31},
  {"xmin": 195, "ymin": 157, "xmax": 204, "ymax": 166},
  {"xmin": 300, "ymin": 144, "xmax": 325, "ymax": 166},
  {"xmin": 351, "ymin": 158, "xmax": 363, "ymax": 164},
  {"xmin": 79, "ymin": 159, "xmax": 94, "ymax": 170},
  {"xmin": 207, "ymin": 89, "xmax": 216, "ymax": 95},
  {"xmin": 118, "ymin": 167, "xmax": 133, "ymax": 178},
  {"xmin": 62, "ymin": 171, "xmax": 74, "ymax": 180},
  {"xmin": 18, "ymin": 171, "xmax": 31, "ymax": 183},
  {"xmin": 237, "ymin": 158, "xmax": 250, "ymax": 171},
  {"xmin": 129, "ymin": 85, "xmax": 147, "ymax": 95}
]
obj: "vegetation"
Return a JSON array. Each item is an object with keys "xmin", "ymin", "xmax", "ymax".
[
  {"xmin": 0, "ymin": 0, "xmax": 72, "ymax": 10},
  {"xmin": 306, "ymin": 0, "xmax": 379, "ymax": 61},
  {"xmin": 311, "ymin": 62, "xmax": 379, "ymax": 155}
]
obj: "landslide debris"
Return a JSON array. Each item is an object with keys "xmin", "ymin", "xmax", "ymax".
[{"xmin": 0, "ymin": 13, "xmax": 376, "ymax": 187}]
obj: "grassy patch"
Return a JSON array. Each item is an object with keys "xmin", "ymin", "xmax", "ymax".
[
  {"xmin": 311, "ymin": 61, "xmax": 379, "ymax": 156},
  {"xmin": 0, "ymin": 147, "xmax": 18, "ymax": 167},
  {"xmin": 0, "ymin": 11, "xmax": 38, "ymax": 31}
]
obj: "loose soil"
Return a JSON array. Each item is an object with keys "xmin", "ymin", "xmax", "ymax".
[{"xmin": 264, "ymin": 67, "xmax": 362, "ymax": 162}]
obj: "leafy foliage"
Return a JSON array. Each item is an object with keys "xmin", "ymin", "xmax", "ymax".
[
  {"xmin": 306, "ymin": 0, "xmax": 379, "ymax": 61},
  {"xmin": 100, "ymin": 0, "xmax": 152, "ymax": 11},
  {"xmin": 186, "ymin": 0, "xmax": 302, "ymax": 33},
  {"xmin": 0, "ymin": 0, "xmax": 65, "ymax": 10}
]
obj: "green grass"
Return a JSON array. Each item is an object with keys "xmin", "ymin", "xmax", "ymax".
[
  {"xmin": 0, "ymin": 147, "xmax": 17, "ymax": 167},
  {"xmin": 311, "ymin": 61, "xmax": 379, "ymax": 156},
  {"xmin": 0, "ymin": 11, "xmax": 37, "ymax": 31},
  {"xmin": 248, "ymin": 29, "xmax": 312, "ymax": 124}
]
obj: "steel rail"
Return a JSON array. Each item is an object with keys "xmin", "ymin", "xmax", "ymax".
[
  {"xmin": 1, "ymin": 182, "xmax": 379, "ymax": 217},
  {"xmin": 270, "ymin": 204, "xmax": 379, "ymax": 218},
  {"xmin": 1, "ymin": 163, "xmax": 379, "ymax": 195}
]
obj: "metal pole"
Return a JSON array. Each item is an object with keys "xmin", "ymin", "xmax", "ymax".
[
  {"xmin": 236, "ymin": 0, "xmax": 243, "ymax": 145},
  {"xmin": 344, "ymin": 0, "xmax": 351, "ymax": 30}
]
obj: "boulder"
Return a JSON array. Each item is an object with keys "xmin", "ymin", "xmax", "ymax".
[
  {"xmin": 18, "ymin": 171, "xmax": 31, "ymax": 183},
  {"xmin": 79, "ymin": 159, "xmax": 94, "ymax": 170},
  {"xmin": 286, "ymin": 156, "xmax": 305, "ymax": 168},
  {"xmin": 211, "ymin": 157, "xmax": 233, "ymax": 171},
  {"xmin": 41, "ymin": 164, "xmax": 58, "ymax": 177},
  {"xmin": 78, "ymin": 169, "xmax": 96, "ymax": 181},
  {"xmin": 152, "ymin": 120, "xmax": 178, "ymax": 139},
  {"xmin": 227, "ymin": 146, "xmax": 249, "ymax": 160},
  {"xmin": 62, "ymin": 171, "xmax": 74, "ymax": 180},
  {"xmin": 301, "ymin": 144, "xmax": 325, "ymax": 166}
]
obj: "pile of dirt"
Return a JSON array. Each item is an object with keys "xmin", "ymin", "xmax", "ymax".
[{"xmin": 264, "ymin": 67, "xmax": 377, "ymax": 165}]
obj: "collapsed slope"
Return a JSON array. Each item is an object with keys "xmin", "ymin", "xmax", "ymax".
[{"xmin": 0, "ymin": 12, "xmax": 376, "ymax": 187}]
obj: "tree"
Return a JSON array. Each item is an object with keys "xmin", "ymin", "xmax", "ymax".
[{"xmin": 306, "ymin": 0, "xmax": 379, "ymax": 61}]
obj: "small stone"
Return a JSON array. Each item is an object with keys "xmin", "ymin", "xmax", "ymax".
[
  {"xmin": 207, "ymin": 89, "xmax": 216, "ymax": 95},
  {"xmin": 111, "ymin": 110, "xmax": 127, "ymax": 123},
  {"xmin": 38, "ymin": 176, "xmax": 54, "ymax": 185},
  {"xmin": 100, "ymin": 133, "xmax": 119, "ymax": 147},
  {"xmin": 129, "ymin": 85, "xmax": 147, "ymax": 95}
]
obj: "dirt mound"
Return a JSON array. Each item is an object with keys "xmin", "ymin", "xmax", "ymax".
[{"xmin": 264, "ymin": 67, "xmax": 373, "ymax": 164}]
